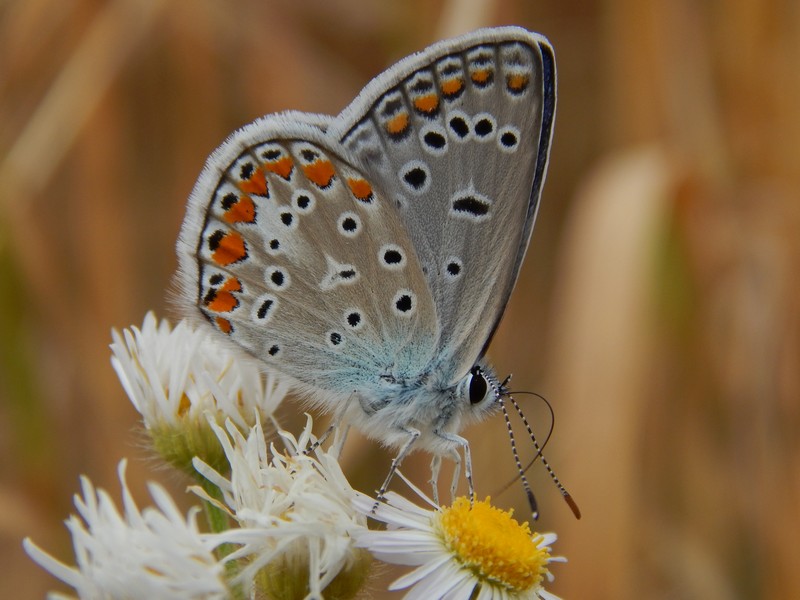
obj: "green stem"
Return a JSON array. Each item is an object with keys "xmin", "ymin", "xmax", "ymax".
[
  {"xmin": 200, "ymin": 478, "xmax": 231, "ymax": 534},
  {"xmin": 198, "ymin": 478, "xmax": 246, "ymax": 600}
]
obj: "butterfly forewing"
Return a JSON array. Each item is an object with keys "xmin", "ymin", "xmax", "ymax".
[
  {"xmin": 179, "ymin": 120, "xmax": 438, "ymax": 398},
  {"xmin": 330, "ymin": 28, "xmax": 555, "ymax": 385}
]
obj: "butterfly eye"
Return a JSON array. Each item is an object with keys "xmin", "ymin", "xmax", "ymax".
[{"xmin": 468, "ymin": 367, "xmax": 489, "ymax": 404}]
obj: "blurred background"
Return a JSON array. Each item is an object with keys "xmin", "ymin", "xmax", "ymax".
[{"xmin": 1, "ymin": 0, "xmax": 798, "ymax": 597}]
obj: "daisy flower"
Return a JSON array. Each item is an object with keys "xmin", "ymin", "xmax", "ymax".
[
  {"xmin": 23, "ymin": 460, "xmax": 228, "ymax": 600},
  {"xmin": 353, "ymin": 488, "xmax": 565, "ymax": 600},
  {"xmin": 110, "ymin": 311, "xmax": 289, "ymax": 473},
  {"xmin": 191, "ymin": 415, "xmax": 371, "ymax": 599}
]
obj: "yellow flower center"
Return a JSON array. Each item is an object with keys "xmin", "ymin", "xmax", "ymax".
[{"xmin": 436, "ymin": 497, "xmax": 550, "ymax": 593}]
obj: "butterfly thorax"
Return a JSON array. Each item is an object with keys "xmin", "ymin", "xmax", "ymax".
[{"xmin": 338, "ymin": 359, "xmax": 500, "ymax": 454}]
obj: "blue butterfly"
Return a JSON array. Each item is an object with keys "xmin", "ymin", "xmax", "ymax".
[{"xmin": 177, "ymin": 26, "xmax": 574, "ymax": 515}]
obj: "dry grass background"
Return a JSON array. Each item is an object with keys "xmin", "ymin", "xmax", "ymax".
[{"xmin": 1, "ymin": 0, "xmax": 798, "ymax": 597}]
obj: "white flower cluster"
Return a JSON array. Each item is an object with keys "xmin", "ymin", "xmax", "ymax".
[
  {"xmin": 25, "ymin": 313, "xmax": 565, "ymax": 599},
  {"xmin": 24, "ymin": 461, "xmax": 228, "ymax": 600},
  {"xmin": 111, "ymin": 311, "xmax": 286, "ymax": 431},
  {"xmin": 192, "ymin": 416, "xmax": 371, "ymax": 598}
]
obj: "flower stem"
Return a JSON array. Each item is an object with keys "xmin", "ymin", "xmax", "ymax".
[
  {"xmin": 199, "ymin": 478, "xmax": 230, "ymax": 534},
  {"xmin": 198, "ymin": 478, "xmax": 246, "ymax": 600}
]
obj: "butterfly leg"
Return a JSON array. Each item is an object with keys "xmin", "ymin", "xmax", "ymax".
[
  {"xmin": 302, "ymin": 398, "xmax": 354, "ymax": 457},
  {"xmin": 429, "ymin": 454, "xmax": 442, "ymax": 506},
  {"xmin": 302, "ymin": 422, "xmax": 335, "ymax": 456},
  {"xmin": 447, "ymin": 446, "xmax": 461, "ymax": 502},
  {"xmin": 435, "ymin": 431, "xmax": 474, "ymax": 504},
  {"xmin": 372, "ymin": 427, "xmax": 420, "ymax": 512},
  {"xmin": 331, "ymin": 422, "xmax": 351, "ymax": 458}
]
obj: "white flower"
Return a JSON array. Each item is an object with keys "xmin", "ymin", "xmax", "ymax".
[
  {"xmin": 111, "ymin": 312, "xmax": 289, "ymax": 472},
  {"xmin": 353, "ymin": 487, "xmax": 565, "ymax": 600},
  {"xmin": 112, "ymin": 311, "xmax": 288, "ymax": 428},
  {"xmin": 23, "ymin": 460, "xmax": 228, "ymax": 600},
  {"xmin": 192, "ymin": 415, "xmax": 371, "ymax": 599}
]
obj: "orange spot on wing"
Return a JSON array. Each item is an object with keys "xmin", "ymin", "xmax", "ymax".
[
  {"xmin": 385, "ymin": 112, "xmax": 409, "ymax": 135},
  {"xmin": 507, "ymin": 73, "xmax": 529, "ymax": 91},
  {"xmin": 238, "ymin": 168, "xmax": 268, "ymax": 196},
  {"xmin": 441, "ymin": 78, "xmax": 463, "ymax": 96},
  {"xmin": 212, "ymin": 231, "xmax": 247, "ymax": 266},
  {"xmin": 347, "ymin": 178, "xmax": 373, "ymax": 202},
  {"xmin": 264, "ymin": 156, "xmax": 293, "ymax": 179},
  {"xmin": 413, "ymin": 94, "xmax": 439, "ymax": 114},
  {"xmin": 207, "ymin": 290, "xmax": 238, "ymax": 313},
  {"xmin": 302, "ymin": 159, "xmax": 336, "ymax": 188},
  {"xmin": 471, "ymin": 69, "xmax": 492, "ymax": 84},
  {"xmin": 216, "ymin": 317, "xmax": 233, "ymax": 334},
  {"xmin": 220, "ymin": 277, "xmax": 242, "ymax": 293},
  {"xmin": 223, "ymin": 196, "xmax": 256, "ymax": 224}
]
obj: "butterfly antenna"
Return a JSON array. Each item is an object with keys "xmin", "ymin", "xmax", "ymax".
[
  {"xmin": 498, "ymin": 395, "xmax": 540, "ymax": 520},
  {"xmin": 506, "ymin": 391, "xmax": 581, "ymax": 520},
  {"xmin": 491, "ymin": 376, "xmax": 539, "ymax": 518}
]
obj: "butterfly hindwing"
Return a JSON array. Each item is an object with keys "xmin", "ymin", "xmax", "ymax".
[
  {"xmin": 329, "ymin": 27, "xmax": 555, "ymax": 384},
  {"xmin": 177, "ymin": 117, "xmax": 438, "ymax": 399}
]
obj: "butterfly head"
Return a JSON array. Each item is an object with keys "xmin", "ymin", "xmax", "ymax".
[
  {"xmin": 457, "ymin": 363, "xmax": 504, "ymax": 424},
  {"xmin": 411, "ymin": 360, "xmax": 504, "ymax": 447}
]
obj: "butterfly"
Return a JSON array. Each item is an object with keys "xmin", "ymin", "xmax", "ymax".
[{"xmin": 176, "ymin": 26, "xmax": 565, "ymax": 512}]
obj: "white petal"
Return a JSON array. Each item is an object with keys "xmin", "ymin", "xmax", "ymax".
[
  {"xmin": 22, "ymin": 538, "xmax": 82, "ymax": 589},
  {"xmin": 537, "ymin": 532, "xmax": 557, "ymax": 547},
  {"xmin": 389, "ymin": 554, "xmax": 452, "ymax": 590},
  {"xmin": 441, "ymin": 574, "xmax": 479, "ymax": 600},
  {"xmin": 402, "ymin": 560, "xmax": 471, "ymax": 600}
]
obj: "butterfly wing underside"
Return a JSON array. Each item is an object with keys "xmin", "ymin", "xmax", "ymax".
[
  {"xmin": 329, "ymin": 27, "xmax": 556, "ymax": 385},
  {"xmin": 176, "ymin": 120, "xmax": 439, "ymax": 399}
]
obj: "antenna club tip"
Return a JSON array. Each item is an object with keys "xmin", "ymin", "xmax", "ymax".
[
  {"xmin": 526, "ymin": 489, "xmax": 539, "ymax": 520},
  {"xmin": 564, "ymin": 493, "xmax": 581, "ymax": 520}
]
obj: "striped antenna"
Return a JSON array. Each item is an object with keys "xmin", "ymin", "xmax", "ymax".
[
  {"xmin": 498, "ymin": 395, "xmax": 540, "ymax": 519},
  {"xmin": 505, "ymin": 392, "xmax": 581, "ymax": 519},
  {"xmin": 492, "ymin": 376, "xmax": 581, "ymax": 520}
]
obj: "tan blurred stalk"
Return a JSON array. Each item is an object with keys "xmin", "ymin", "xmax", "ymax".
[{"xmin": 548, "ymin": 147, "xmax": 675, "ymax": 597}]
